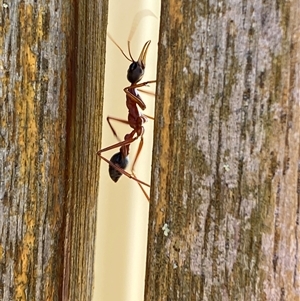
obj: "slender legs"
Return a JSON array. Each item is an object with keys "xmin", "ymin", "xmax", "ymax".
[
  {"xmin": 97, "ymin": 130, "xmax": 150, "ymax": 201},
  {"xmin": 97, "ymin": 81, "xmax": 156, "ymax": 201}
]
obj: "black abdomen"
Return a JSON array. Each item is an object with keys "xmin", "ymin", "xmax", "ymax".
[{"xmin": 109, "ymin": 152, "xmax": 129, "ymax": 182}]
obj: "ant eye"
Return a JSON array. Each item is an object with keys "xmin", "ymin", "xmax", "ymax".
[{"xmin": 129, "ymin": 62, "xmax": 137, "ymax": 71}]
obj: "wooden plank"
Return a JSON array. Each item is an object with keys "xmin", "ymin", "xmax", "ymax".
[
  {"xmin": 146, "ymin": 0, "xmax": 300, "ymax": 300},
  {"xmin": 0, "ymin": 0, "xmax": 108, "ymax": 299}
]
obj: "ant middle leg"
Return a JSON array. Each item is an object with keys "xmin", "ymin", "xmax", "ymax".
[{"xmin": 106, "ymin": 116, "xmax": 130, "ymax": 141}]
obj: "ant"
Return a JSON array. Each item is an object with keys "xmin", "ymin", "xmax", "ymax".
[{"xmin": 97, "ymin": 33, "xmax": 156, "ymax": 201}]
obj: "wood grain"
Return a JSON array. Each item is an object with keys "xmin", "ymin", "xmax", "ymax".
[
  {"xmin": 0, "ymin": 1, "xmax": 108, "ymax": 300},
  {"xmin": 146, "ymin": 1, "xmax": 300, "ymax": 300}
]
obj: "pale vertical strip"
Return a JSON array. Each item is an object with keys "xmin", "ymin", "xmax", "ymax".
[{"xmin": 93, "ymin": 1, "xmax": 160, "ymax": 301}]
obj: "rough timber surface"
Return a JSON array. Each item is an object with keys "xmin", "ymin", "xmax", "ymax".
[
  {"xmin": 145, "ymin": 1, "xmax": 300, "ymax": 300},
  {"xmin": 0, "ymin": 0, "xmax": 107, "ymax": 300}
]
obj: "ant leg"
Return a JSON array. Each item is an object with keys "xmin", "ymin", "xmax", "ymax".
[
  {"xmin": 131, "ymin": 136, "xmax": 144, "ymax": 173},
  {"xmin": 132, "ymin": 171, "xmax": 150, "ymax": 202},
  {"xmin": 97, "ymin": 135, "xmax": 138, "ymax": 154},
  {"xmin": 143, "ymin": 114, "xmax": 154, "ymax": 121},
  {"xmin": 106, "ymin": 114, "xmax": 153, "ymax": 142},
  {"xmin": 136, "ymin": 88, "xmax": 155, "ymax": 97},
  {"xmin": 124, "ymin": 80, "xmax": 156, "ymax": 110},
  {"xmin": 129, "ymin": 135, "xmax": 152, "ymax": 201},
  {"xmin": 99, "ymin": 154, "xmax": 150, "ymax": 187},
  {"xmin": 98, "ymin": 132, "xmax": 151, "ymax": 192},
  {"xmin": 129, "ymin": 80, "xmax": 157, "ymax": 89},
  {"xmin": 107, "ymin": 116, "xmax": 130, "ymax": 141},
  {"xmin": 98, "ymin": 135, "xmax": 150, "ymax": 188}
]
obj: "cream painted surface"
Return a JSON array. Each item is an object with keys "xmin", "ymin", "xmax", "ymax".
[{"xmin": 93, "ymin": 1, "xmax": 160, "ymax": 301}]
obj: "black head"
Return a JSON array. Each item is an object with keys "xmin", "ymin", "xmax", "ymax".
[
  {"xmin": 127, "ymin": 62, "xmax": 144, "ymax": 84},
  {"xmin": 107, "ymin": 33, "xmax": 151, "ymax": 84},
  {"xmin": 109, "ymin": 152, "xmax": 129, "ymax": 183}
]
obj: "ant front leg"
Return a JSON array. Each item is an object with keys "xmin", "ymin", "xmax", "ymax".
[{"xmin": 124, "ymin": 80, "xmax": 156, "ymax": 110}]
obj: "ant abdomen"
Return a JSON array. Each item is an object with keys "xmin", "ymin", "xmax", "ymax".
[{"xmin": 109, "ymin": 152, "xmax": 129, "ymax": 182}]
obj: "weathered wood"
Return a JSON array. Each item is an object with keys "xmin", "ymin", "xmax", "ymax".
[
  {"xmin": 146, "ymin": 0, "xmax": 300, "ymax": 300},
  {"xmin": 0, "ymin": 0, "xmax": 107, "ymax": 300}
]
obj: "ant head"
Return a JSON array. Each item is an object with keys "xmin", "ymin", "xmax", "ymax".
[
  {"xmin": 108, "ymin": 34, "xmax": 151, "ymax": 84},
  {"xmin": 127, "ymin": 62, "xmax": 145, "ymax": 83},
  {"xmin": 125, "ymin": 40, "xmax": 151, "ymax": 84}
]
